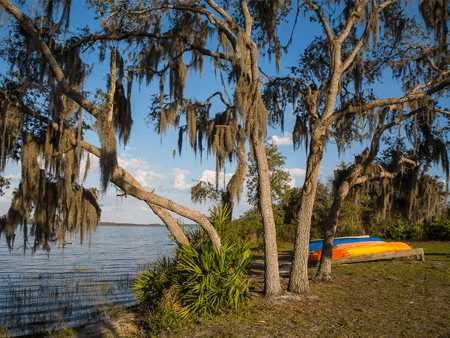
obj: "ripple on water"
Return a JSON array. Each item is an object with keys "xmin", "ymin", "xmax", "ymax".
[{"xmin": 0, "ymin": 225, "xmax": 179, "ymax": 337}]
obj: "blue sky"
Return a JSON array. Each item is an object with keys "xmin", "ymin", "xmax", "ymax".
[{"xmin": 0, "ymin": 1, "xmax": 448, "ymax": 224}]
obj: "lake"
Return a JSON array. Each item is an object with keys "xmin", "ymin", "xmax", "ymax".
[{"xmin": 0, "ymin": 225, "xmax": 190, "ymax": 337}]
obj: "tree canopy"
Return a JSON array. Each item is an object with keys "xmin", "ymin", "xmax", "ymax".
[{"xmin": 0, "ymin": 0, "xmax": 449, "ymax": 297}]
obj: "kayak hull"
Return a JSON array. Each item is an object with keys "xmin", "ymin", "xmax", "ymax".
[
  {"xmin": 309, "ymin": 237, "xmax": 383, "ymax": 251},
  {"xmin": 309, "ymin": 242, "xmax": 411, "ymax": 261}
]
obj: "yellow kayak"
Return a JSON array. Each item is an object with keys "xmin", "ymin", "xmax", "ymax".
[{"xmin": 343, "ymin": 242, "xmax": 411, "ymax": 257}]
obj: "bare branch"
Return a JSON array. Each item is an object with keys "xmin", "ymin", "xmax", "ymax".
[
  {"xmin": 125, "ymin": 49, "xmax": 191, "ymax": 74},
  {"xmin": 341, "ymin": 1, "xmax": 375, "ymax": 70},
  {"xmin": 361, "ymin": 73, "xmax": 450, "ymax": 112},
  {"xmin": 303, "ymin": 0, "xmax": 334, "ymax": 41},
  {"xmin": 432, "ymin": 107, "xmax": 450, "ymax": 115},
  {"xmin": 0, "ymin": 0, "xmax": 102, "ymax": 119},
  {"xmin": 239, "ymin": 0, "xmax": 253, "ymax": 38},
  {"xmin": 353, "ymin": 171, "xmax": 396, "ymax": 185},
  {"xmin": 204, "ymin": 91, "xmax": 232, "ymax": 108},
  {"xmin": 205, "ymin": 0, "xmax": 239, "ymax": 33},
  {"xmin": 337, "ymin": 0, "xmax": 370, "ymax": 44},
  {"xmin": 66, "ymin": 31, "xmax": 233, "ymax": 62}
]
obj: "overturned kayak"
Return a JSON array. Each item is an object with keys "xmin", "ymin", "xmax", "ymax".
[
  {"xmin": 309, "ymin": 235, "xmax": 370, "ymax": 243},
  {"xmin": 309, "ymin": 242, "xmax": 411, "ymax": 261},
  {"xmin": 309, "ymin": 237, "xmax": 383, "ymax": 251},
  {"xmin": 311, "ymin": 241, "xmax": 386, "ymax": 253}
]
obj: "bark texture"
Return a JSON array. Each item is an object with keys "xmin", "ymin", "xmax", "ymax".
[
  {"xmin": 288, "ymin": 134, "xmax": 325, "ymax": 294},
  {"xmin": 252, "ymin": 133, "xmax": 282, "ymax": 296}
]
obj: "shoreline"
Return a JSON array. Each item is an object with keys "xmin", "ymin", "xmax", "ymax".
[{"xmin": 99, "ymin": 222, "xmax": 198, "ymax": 227}]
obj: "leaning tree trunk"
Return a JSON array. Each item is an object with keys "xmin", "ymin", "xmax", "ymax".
[
  {"xmin": 147, "ymin": 203, "xmax": 190, "ymax": 246},
  {"xmin": 315, "ymin": 180, "xmax": 351, "ymax": 281},
  {"xmin": 252, "ymin": 133, "xmax": 282, "ymax": 297},
  {"xmin": 288, "ymin": 135, "xmax": 325, "ymax": 294}
]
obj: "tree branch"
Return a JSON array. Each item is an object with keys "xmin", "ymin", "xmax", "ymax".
[
  {"xmin": 361, "ymin": 73, "xmax": 450, "ymax": 112},
  {"xmin": 107, "ymin": 47, "xmax": 117, "ymax": 123},
  {"xmin": 204, "ymin": 91, "xmax": 232, "ymax": 108},
  {"xmin": 341, "ymin": 1, "xmax": 375, "ymax": 70},
  {"xmin": 5, "ymin": 95, "xmax": 213, "ymax": 249},
  {"xmin": 353, "ymin": 171, "xmax": 396, "ymax": 185},
  {"xmin": 205, "ymin": 0, "xmax": 240, "ymax": 34},
  {"xmin": 0, "ymin": 0, "xmax": 102, "ymax": 119},
  {"xmin": 337, "ymin": 0, "xmax": 370, "ymax": 44},
  {"xmin": 66, "ymin": 31, "xmax": 233, "ymax": 62},
  {"xmin": 239, "ymin": 0, "xmax": 253, "ymax": 38},
  {"xmin": 125, "ymin": 49, "xmax": 191, "ymax": 74},
  {"xmin": 303, "ymin": 0, "xmax": 334, "ymax": 41}
]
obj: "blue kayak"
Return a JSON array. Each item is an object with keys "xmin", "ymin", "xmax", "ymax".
[{"xmin": 309, "ymin": 237, "xmax": 383, "ymax": 251}]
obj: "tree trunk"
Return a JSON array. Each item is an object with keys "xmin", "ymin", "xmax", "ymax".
[
  {"xmin": 110, "ymin": 166, "xmax": 222, "ymax": 251},
  {"xmin": 147, "ymin": 203, "xmax": 190, "ymax": 246},
  {"xmin": 252, "ymin": 133, "xmax": 282, "ymax": 297},
  {"xmin": 315, "ymin": 180, "xmax": 350, "ymax": 281},
  {"xmin": 288, "ymin": 135, "xmax": 325, "ymax": 294},
  {"xmin": 76, "ymin": 140, "xmax": 222, "ymax": 251}
]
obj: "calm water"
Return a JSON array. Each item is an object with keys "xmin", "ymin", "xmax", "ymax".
[{"xmin": 0, "ymin": 225, "xmax": 186, "ymax": 336}]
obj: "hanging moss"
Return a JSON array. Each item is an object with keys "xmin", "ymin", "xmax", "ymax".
[
  {"xmin": 95, "ymin": 116, "xmax": 118, "ymax": 192},
  {"xmin": 0, "ymin": 101, "xmax": 22, "ymax": 171},
  {"xmin": 0, "ymin": 129, "xmax": 100, "ymax": 252}
]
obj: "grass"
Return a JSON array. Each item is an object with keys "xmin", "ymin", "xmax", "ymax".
[{"xmin": 153, "ymin": 240, "xmax": 450, "ymax": 338}]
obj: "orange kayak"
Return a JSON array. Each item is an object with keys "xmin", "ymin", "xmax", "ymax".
[
  {"xmin": 311, "ymin": 241, "xmax": 385, "ymax": 253},
  {"xmin": 309, "ymin": 242, "xmax": 411, "ymax": 261}
]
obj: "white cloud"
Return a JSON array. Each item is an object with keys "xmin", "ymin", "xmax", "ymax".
[
  {"xmin": 80, "ymin": 154, "xmax": 100, "ymax": 178},
  {"xmin": 134, "ymin": 169, "xmax": 165, "ymax": 189},
  {"xmin": 270, "ymin": 132, "xmax": 293, "ymax": 146},
  {"xmin": 170, "ymin": 168, "xmax": 193, "ymax": 191},
  {"xmin": 284, "ymin": 176, "xmax": 296, "ymax": 188},
  {"xmin": 198, "ymin": 170, "xmax": 233, "ymax": 189},
  {"xmin": 0, "ymin": 190, "xmax": 13, "ymax": 203},
  {"xmin": 118, "ymin": 155, "xmax": 150, "ymax": 170},
  {"xmin": 281, "ymin": 168, "xmax": 306, "ymax": 188},
  {"xmin": 5, "ymin": 172, "xmax": 21, "ymax": 181},
  {"xmin": 288, "ymin": 168, "xmax": 306, "ymax": 177}
]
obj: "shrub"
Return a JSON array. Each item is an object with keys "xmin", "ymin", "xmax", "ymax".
[
  {"xmin": 392, "ymin": 222, "xmax": 407, "ymax": 240},
  {"xmin": 176, "ymin": 239, "xmax": 253, "ymax": 317},
  {"xmin": 406, "ymin": 225, "xmax": 423, "ymax": 240},
  {"xmin": 131, "ymin": 232, "xmax": 253, "ymax": 335},
  {"xmin": 424, "ymin": 218, "xmax": 450, "ymax": 240}
]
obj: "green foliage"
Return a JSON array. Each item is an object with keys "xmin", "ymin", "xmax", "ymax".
[
  {"xmin": 407, "ymin": 225, "xmax": 424, "ymax": 240},
  {"xmin": 390, "ymin": 218, "xmax": 450, "ymax": 241},
  {"xmin": 131, "ymin": 230, "xmax": 253, "ymax": 335},
  {"xmin": 336, "ymin": 201, "xmax": 366, "ymax": 237},
  {"xmin": 424, "ymin": 218, "xmax": 450, "ymax": 241},
  {"xmin": 392, "ymin": 222, "xmax": 408, "ymax": 240},
  {"xmin": 176, "ymin": 240, "xmax": 253, "ymax": 317},
  {"xmin": 131, "ymin": 255, "xmax": 176, "ymax": 303},
  {"xmin": 246, "ymin": 138, "xmax": 292, "ymax": 213},
  {"xmin": 209, "ymin": 204, "xmax": 232, "ymax": 237}
]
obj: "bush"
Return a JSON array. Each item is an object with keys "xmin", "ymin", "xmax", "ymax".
[
  {"xmin": 406, "ymin": 225, "xmax": 423, "ymax": 240},
  {"xmin": 423, "ymin": 218, "xmax": 450, "ymax": 240},
  {"xmin": 131, "ymin": 233, "xmax": 253, "ymax": 335},
  {"xmin": 392, "ymin": 222, "xmax": 407, "ymax": 240},
  {"xmin": 176, "ymin": 239, "xmax": 253, "ymax": 317},
  {"xmin": 388, "ymin": 218, "xmax": 450, "ymax": 241}
]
